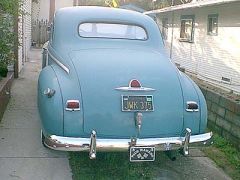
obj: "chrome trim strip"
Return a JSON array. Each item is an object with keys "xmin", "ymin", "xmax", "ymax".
[
  {"xmin": 46, "ymin": 51, "xmax": 49, "ymax": 66},
  {"xmin": 186, "ymin": 109, "xmax": 199, "ymax": 112},
  {"xmin": 115, "ymin": 87, "xmax": 155, "ymax": 91},
  {"xmin": 43, "ymin": 42, "xmax": 49, "ymax": 65},
  {"xmin": 116, "ymin": 79, "xmax": 155, "ymax": 91},
  {"xmin": 48, "ymin": 51, "xmax": 70, "ymax": 74},
  {"xmin": 43, "ymin": 131, "xmax": 213, "ymax": 152}
]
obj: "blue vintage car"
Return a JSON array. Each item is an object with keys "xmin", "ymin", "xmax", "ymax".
[{"xmin": 38, "ymin": 6, "xmax": 212, "ymax": 162}]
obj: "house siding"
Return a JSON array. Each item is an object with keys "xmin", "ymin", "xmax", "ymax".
[
  {"xmin": 18, "ymin": 0, "xmax": 32, "ymax": 72},
  {"xmin": 32, "ymin": 0, "xmax": 74, "ymax": 22},
  {"xmin": 32, "ymin": 0, "xmax": 50, "ymax": 21},
  {"xmin": 156, "ymin": 1, "xmax": 240, "ymax": 93},
  {"xmin": 55, "ymin": 0, "xmax": 74, "ymax": 10}
]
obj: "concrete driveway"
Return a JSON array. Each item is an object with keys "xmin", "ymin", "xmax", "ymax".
[
  {"xmin": 0, "ymin": 49, "xmax": 231, "ymax": 180},
  {"xmin": 0, "ymin": 49, "xmax": 72, "ymax": 180}
]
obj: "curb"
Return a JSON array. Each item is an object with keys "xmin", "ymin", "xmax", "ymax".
[{"xmin": 0, "ymin": 72, "xmax": 14, "ymax": 121}]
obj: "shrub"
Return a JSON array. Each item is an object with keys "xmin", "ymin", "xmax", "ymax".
[
  {"xmin": 0, "ymin": 0, "xmax": 19, "ymax": 77},
  {"xmin": 0, "ymin": 62, "xmax": 8, "ymax": 77}
]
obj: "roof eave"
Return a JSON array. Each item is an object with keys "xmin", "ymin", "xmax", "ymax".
[{"xmin": 144, "ymin": 0, "xmax": 239, "ymax": 14}]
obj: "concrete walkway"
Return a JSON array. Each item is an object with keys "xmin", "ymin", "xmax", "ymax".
[{"xmin": 0, "ymin": 49, "xmax": 72, "ymax": 180}]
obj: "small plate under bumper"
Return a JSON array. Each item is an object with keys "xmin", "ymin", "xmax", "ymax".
[{"xmin": 130, "ymin": 146, "xmax": 155, "ymax": 162}]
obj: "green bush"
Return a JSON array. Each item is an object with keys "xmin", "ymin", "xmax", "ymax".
[
  {"xmin": 0, "ymin": 0, "xmax": 19, "ymax": 77},
  {"xmin": 0, "ymin": 62, "xmax": 8, "ymax": 77}
]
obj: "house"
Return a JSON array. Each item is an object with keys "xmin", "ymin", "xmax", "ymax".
[
  {"xmin": 146, "ymin": 0, "xmax": 240, "ymax": 93},
  {"xmin": 17, "ymin": 0, "xmax": 32, "ymax": 75},
  {"xmin": 31, "ymin": 0, "xmax": 79, "ymax": 47},
  {"xmin": 32, "ymin": 0, "xmax": 75, "ymax": 23},
  {"xmin": 120, "ymin": 3, "xmax": 147, "ymax": 12},
  {"xmin": 120, "ymin": 3, "xmax": 157, "ymax": 20}
]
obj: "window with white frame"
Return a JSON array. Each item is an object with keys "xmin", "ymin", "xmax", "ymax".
[
  {"xmin": 79, "ymin": 23, "xmax": 148, "ymax": 40},
  {"xmin": 162, "ymin": 18, "xmax": 168, "ymax": 40},
  {"xmin": 180, "ymin": 15, "xmax": 195, "ymax": 42},
  {"xmin": 208, "ymin": 14, "xmax": 218, "ymax": 35}
]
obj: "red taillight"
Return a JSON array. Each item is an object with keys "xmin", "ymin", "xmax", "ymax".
[
  {"xmin": 129, "ymin": 79, "xmax": 141, "ymax": 88},
  {"xmin": 66, "ymin": 100, "xmax": 80, "ymax": 111}
]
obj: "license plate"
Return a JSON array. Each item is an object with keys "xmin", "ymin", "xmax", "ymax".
[
  {"xmin": 130, "ymin": 146, "xmax": 155, "ymax": 162},
  {"xmin": 122, "ymin": 95, "xmax": 154, "ymax": 112}
]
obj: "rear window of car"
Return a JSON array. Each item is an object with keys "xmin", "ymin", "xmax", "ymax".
[{"xmin": 79, "ymin": 23, "xmax": 148, "ymax": 40}]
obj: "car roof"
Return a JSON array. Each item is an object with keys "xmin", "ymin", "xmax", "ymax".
[
  {"xmin": 51, "ymin": 6, "xmax": 163, "ymax": 51},
  {"xmin": 55, "ymin": 6, "xmax": 152, "ymax": 25}
]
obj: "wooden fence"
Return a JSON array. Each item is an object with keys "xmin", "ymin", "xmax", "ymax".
[{"xmin": 32, "ymin": 20, "xmax": 49, "ymax": 47}]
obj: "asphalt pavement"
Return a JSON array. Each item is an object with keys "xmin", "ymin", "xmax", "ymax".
[
  {"xmin": 0, "ymin": 49, "xmax": 72, "ymax": 180},
  {"xmin": 0, "ymin": 49, "xmax": 232, "ymax": 180}
]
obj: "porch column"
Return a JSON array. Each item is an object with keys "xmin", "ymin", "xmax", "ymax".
[
  {"xmin": 78, "ymin": 0, "xmax": 86, "ymax": 5},
  {"xmin": 14, "ymin": 2, "xmax": 19, "ymax": 78},
  {"xmin": 73, "ymin": 0, "xmax": 77, "ymax": 6},
  {"xmin": 49, "ymin": 0, "xmax": 55, "ymax": 23}
]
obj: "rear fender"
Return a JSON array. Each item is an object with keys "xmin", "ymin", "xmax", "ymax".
[
  {"xmin": 191, "ymin": 81, "xmax": 207, "ymax": 133},
  {"xmin": 38, "ymin": 66, "xmax": 64, "ymax": 136},
  {"xmin": 49, "ymin": 62, "xmax": 84, "ymax": 137},
  {"xmin": 178, "ymin": 72, "xmax": 205, "ymax": 134}
]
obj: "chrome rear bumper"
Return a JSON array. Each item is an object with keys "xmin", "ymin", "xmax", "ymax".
[{"xmin": 43, "ymin": 129, "xmax": 213, "ymax": 159}]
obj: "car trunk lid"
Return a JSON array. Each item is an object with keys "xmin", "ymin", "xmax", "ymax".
[{"xmin": 70, "ymin": 49, "xmax": 184, "ymax": 138}]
